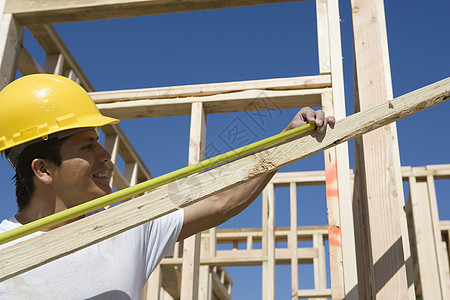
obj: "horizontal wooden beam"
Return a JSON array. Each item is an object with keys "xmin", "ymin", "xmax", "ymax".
[
  {"xmin": 0, "ymin": 77, "xmax": 448, "ymax": 281},
  {"xmin": 204, "ymin": 226, "xmax": 328, "ymax": 244},
  {"xmin": 6, "ymin": 0, "xmax": 301, "ymax": 25},
  {"xmin": 270, "ymin": 164, "xmax": 450, "ymax": 186},
  {"xmin": 92, "ymin": 75, "xmax": 330, "ymax": 118},
  {"xmin": 161, "ymin": 248, "xmax": 317, "ymax": 267},
  {"xmin": 97, "ymin": 88, "xmax": 327, "ymax": 118},
  {"xmin": 92, "ymin": 75, "xmax": 331, "ymax": 104},
  {"xmin": 297, "ymin": 288, "xmax": 332, "ymax": 298}
]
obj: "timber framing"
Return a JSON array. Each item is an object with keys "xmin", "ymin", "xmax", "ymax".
[
  {"xmin": 6, "ymin": 0, "xmax": 302, "ymax": 25},
  {"xmin": 91, "ymin": 75, "xmax": 330, "ymax": 118},
  {"xmin": 1, "ymin": 0, "xmax": 449, "ymax": 298},
  {"xmin": 0, "ymin": 77, "xmax": 448, "ymax": 281}
]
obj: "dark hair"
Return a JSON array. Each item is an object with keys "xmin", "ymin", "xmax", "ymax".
[{"xmin": 5, "ymin": 137, "xmax": 68, "ymax": 212}]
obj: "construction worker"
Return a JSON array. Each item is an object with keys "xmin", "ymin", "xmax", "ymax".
[{"xmin": 0, "ymin": 74, "xmax": 334, "ymax": 299}]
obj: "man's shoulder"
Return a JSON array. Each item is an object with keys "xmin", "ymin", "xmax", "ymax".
[
  {"xmin": 0, "ymin": 216, "xmax": 20, "ymax": 233},
  {"xmin": 0, "ymin": 216, "xmax": 45, "ymax": 250}
]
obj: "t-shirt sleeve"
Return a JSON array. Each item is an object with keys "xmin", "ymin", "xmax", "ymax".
[{"xmin": 142, "ymin": 209, "xmax": 184, "ymax": 278}]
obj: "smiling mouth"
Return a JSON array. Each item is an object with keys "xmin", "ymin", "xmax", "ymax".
[{"xmin": 93, "ymin": 171, "xmax": 109, "ymax": 179}]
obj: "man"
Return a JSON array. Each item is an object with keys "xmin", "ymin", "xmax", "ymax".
[{"xmin": 0, "ymin": 74, "xmax": 334, "ymax": 299}]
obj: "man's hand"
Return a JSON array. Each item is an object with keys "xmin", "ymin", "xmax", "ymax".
[
  {"xmin": 283, "ymin": 107, "xmax": 335, "ymax": 133},
  {"xmin": 179, "ymin": 107, "xmax": 335, "ymax": 241}
]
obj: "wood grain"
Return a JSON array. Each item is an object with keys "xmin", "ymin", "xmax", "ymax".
[{"xmin": 0, "ymin": 77, "xmax": 448, "ymax": 281}]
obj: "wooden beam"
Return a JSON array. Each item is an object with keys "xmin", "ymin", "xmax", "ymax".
[
  {"xmin": 351, "ymin": 0, "xmax": 414, "ymax": 298},
  {"xmin": 6, "ymin": 0, "xmax": 302, "ymax": 25},
  {"xmin": 92, "ymin": 75, "xmax": 331, "ymax": 103},
  {"xmin": 161, "ymin": 248, "xmax": 319, "ymax": 267},
  {"xmin": 407, "ymin": 176, "xmax": 443, "ymax": 299},
  {"xmin": 101, "ymin": 125, "xmax": 153, "ymax": 183},
  {"xmin": 270, "ymin": 164, "xmax": 450, "ymax": 186},
  {"xmin": 17, "ymin": 45, "xmax": 43, "ymax": 75},
  {"xmin": 0, "ymin": 77, "xmax": 448, "ymax": 281},
  {"xmin": 27, "ymin": 24, "xmax": 94, "ymax": 91},
  {"xmin": 0, "ymin": 5, "xmax": 23, "ymax": 88},
  {"xmin": 289, "ymin": 182, "xmax": 298, "ymax": 300},
  {"xmin": 97, "ymin": 88, "xmax": 327, "ymax": 119},
  {"xmin": 203, "ymin": 226, "xmax": 329, "ymax": 244},
  {"xmin": 92, "ymin": 75, "xmax": 330, "ymax": 118},
  {"xmin": 180, "ymin": 102, "xmax": 207, "ymax": 300},
  {"xmin": 297, "ymin": 289, "xmax": 332, "ymax": 298},
  {"xmin": 325, "ymin": 0, "xmax": 358, "ymax": 298}
]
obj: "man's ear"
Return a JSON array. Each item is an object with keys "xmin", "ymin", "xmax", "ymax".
[{"xmin": 31, "ymin": 158, "xmax": 54, "ymax": 185}]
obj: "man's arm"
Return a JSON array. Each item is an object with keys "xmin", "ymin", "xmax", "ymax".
[{"xmin": 178, "ymin": 107, "xmax": 334, "ymax": 241}]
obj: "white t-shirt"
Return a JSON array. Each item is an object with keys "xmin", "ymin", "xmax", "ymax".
[{"xmin": 0, "ymin": 210, "xmax": 184, "ymax": 300}]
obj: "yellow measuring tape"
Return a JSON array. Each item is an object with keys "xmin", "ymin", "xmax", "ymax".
[{"xmin": 0, "ymin": 123, "xmax": 316, "ymax": 246}]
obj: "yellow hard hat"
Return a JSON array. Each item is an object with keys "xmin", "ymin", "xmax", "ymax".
[{"xmin": 0, "ymin": 74, "xmax": 119, "ymax": 153}]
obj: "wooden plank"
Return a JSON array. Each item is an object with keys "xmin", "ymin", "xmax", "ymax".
[
  {"xmin": 93, "ymin": 75, "xmax": 330, "ymax": 118},
  {"xmin": 17, "ymin": 45, "xmax": 43, "ymax": 74},
  {"xmin": 351, "ymin": 0, "xmax": 414, "ymax": 298},
  {"xmin": 265, "ymin": 183, "xmax": 276, "ymax": 300},
  {"xmin": 204, "ymin": 226, "xmax": 329, "ymax": 244},
  {"xmin": 0, "ymin": 7, "xmax": 23, "ymax": 88},
  {"xmin": 143, "ymin": 265, "xmax": 162, "ymax": 300},
  {"xmin": 44, "ymin": 53, "xmax": 64, "ymax": 75},
  {"xmin": 271, "ymin": 164, "xmax": 450, "ymax": 185},
  {"xmin": 92, "ymin": 75, "xmax": 330, "ymax": 103},
  {"xmin": 181, "ymin": 102, "xmax": 207, "ymax": 300},
  {"xmin": 97, "ymin": 88, "xmax": 326, "ymax": 119},
  {"xmin": 323, "ymin": 134, "xmax": 344, "ymax": 299},
  {"xmin": 325, "ymin": 0, "xmax": 358, "ymax": 298},
  {"xmin": 408, "ymin": 176, "xmax": 442, "ymax": 299},
  {"xmin": 161, "ymin": 248, "xmax": 319, "ymax": 267},
  {"xmin": 161, "ymin": 265, "xmax": 182, "ymax": 299},
  {"xmin": 211, "ymin": 270, "xmax": 231, "ymax": 300},
  {"xmin": 401, "ymin": 164, "xmax": 450, "ymax": 179},
  {"xmin": 313, "ymin": 234, "xmax": 327, "ymax": 300},
  {"xmin": 0, "ymin": 77, "xmax": 448, "ymax": 281},
  {"xmin": 425, "ymin": 175, "xmax": 449, "ymax": 299},
  {"xmin": 6, "ymin": 0, "xmax": 303, "ymax": 25},
  {"xmin": 198, "ymin": 265, "xmax": 211, "ymax": 300},
  {"xmin": 101, "ymin": 125, "xmax": 153, "ymax": 183},
  {"xmin": 289, "ymin": 182, "xmax": 298, "ymax": 300},
  {"xmin": 262, "ymin": 186, "xmax": 269, "ymax": 299},
  {"xmin": 316, "ymin": 0, "xmax": 330, "ymax": 74},
  {"xmin": 27, "ymin": 24, "xmax": 94, "ymax": 91},
  {"xmin": 198, "ymin": 239, "xmax": 212, "ymax": 300},
  {"xmin": 297, "ymin": 288, "xmax": 332, "ymax": 298}
]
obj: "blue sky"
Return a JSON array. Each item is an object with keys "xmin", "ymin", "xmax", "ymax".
[{"xmin": 1, "ymin": 0, "xmax": 449, "ymax": 298}]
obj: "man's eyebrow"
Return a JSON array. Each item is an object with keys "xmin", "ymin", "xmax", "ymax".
[{"xmin": 78, "ymin": 136, "xmax": 99, "ymax": 144}]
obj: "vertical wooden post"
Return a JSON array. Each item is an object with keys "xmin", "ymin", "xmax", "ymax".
[
  {"xmin": 104, "ymin": 134, "xmax": 120, "ymax": 188},
  {"xmin": 0, "ymin": 1, "xmax": 23, "ymax": 89},
  {"xmin": 425, "ymin": 175, "xmax": 449, "ymax": 300},
  {"xmin": 198, "ymin": 238, "xmax": 212, "ymax": 300},
  {"xmin": 180, "ymin": 102, "xmax": 207, "ymax": 300},
  {"xmin": 317, "ymin": 0, "xmax": 358, "ymax": 298},
  {"xmin": 325, "ymin": 1, "xmax": 359, "ymax": 297},
  {"xmin": 44, "ymin": 53, "xmax": 64, "ymax": 75},
  {"xmin": 289, "ymin": 182, "xmax": 298, "ymax": 299},
  {"xmin": 262, "ymin": 183, "xmax": 275, "ymax": 300},
  {"xmin": 313, "ymin": 234, "xmax": 327, "ymax": 300},
  {"xmin": 351, "ymin": 0, "xmax": 413, "ymax": 298},
  {"xmin": 408, "ymin": 174, "xmax": 448, "ymax": 299},
  {"xmin": 142, "ymin": 265, "xmax": 162, "ymax": 300}
]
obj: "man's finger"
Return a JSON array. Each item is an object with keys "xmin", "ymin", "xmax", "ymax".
[{"xmin": 315, "ymin": 110, "xmax": 325, "ymax": 127}]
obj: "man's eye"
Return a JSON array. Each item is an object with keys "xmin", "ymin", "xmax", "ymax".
[{"xmin": 82, "ymin": 144, "xmax": 93, "ymax": 149}]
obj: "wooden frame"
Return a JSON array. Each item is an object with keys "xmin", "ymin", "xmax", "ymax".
[
  {"xmin": 1, "ymin": 0, "xmax": 449, "ymax": 299},
  {"xmin": 0, "ymin": 77, "xmax": 448, "ymax": 281}
]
